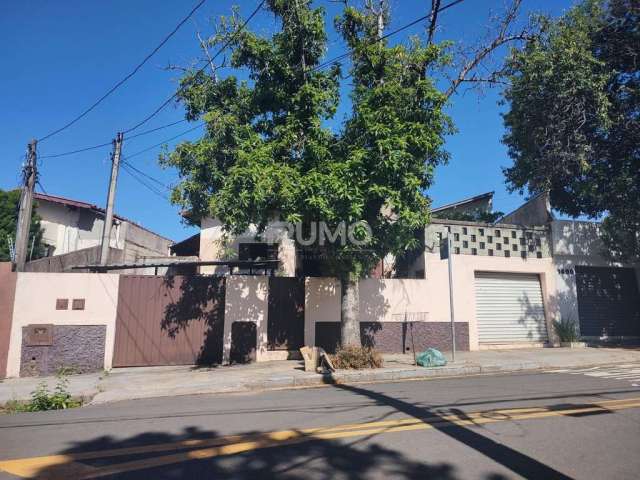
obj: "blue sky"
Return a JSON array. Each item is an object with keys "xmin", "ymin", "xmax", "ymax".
[{"xmin": 0, "ymin": 0, "xmax": 577, "ymax": 242}]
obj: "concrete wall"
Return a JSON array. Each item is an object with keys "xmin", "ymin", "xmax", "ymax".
[
  {"xmin": 551, "ymin": 220, "xmax": 640, "ymax": 335},
  {"xmin": 423, "ymin": 253, "xmax": 559, "ymax": 350},
  {"xmin": 500, "ymin": 193, "xmax": 552, "ymax": 226},
  {"xmin": 24, "ymin": 246, "xmax": 124, "ymax": 273},
  {"xmin": 5, "ymin": 273, "xmax": 119, "ymax": 377},
  {"xmin": 222, "ymin": 276, "xmax": 269, "ymax": 363}
]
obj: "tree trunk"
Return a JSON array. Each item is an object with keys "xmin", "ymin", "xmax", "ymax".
[{"xmin": 340, "ymin": 274, "xmax": 361, "ymax": 347}]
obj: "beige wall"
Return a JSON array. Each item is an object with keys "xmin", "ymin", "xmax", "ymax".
[
  {"xmin": 6, "ymin": 273, "xmax": 120, "ymax": 377},
  {"xmin": 223, "ymin": 276, "xmax": 269, "ymax": 363},
  {"xmin": 304, "ymin": 254, "xmax": 558, "ymax": 351},
  {"xmin": 425, "ymin": 253, "xmax": 558, "ymax": 350}
]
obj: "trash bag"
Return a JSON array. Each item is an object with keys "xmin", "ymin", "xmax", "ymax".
[{"xmin": 416, "ymin": 348, "xmax": 447, "ymax": 367}]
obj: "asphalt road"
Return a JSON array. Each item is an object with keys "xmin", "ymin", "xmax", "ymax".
[{"xmin": 0, "ymin": 370, "xmax": 639, "ymax": 479}]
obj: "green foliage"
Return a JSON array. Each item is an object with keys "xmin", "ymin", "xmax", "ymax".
[
  {"xmin": 330, "ymin": 345, "xmax": 383, "ymax": 370},
  {"xmin": 8, "ymin": 375, "xmax": 81, "ymax": 413},
  {"xmin": 553, "ymin": 316, "xmax": 580, "ymax": 343},
  {"xmin": 161, "ymin": 1, "xmax": 452, "ymax": 278},
  {"xmin": 0, "ymin": 189, "xmax": 45, "ymax": 262},
  {"xmin": 502, "ymin": 0, "xmax": 640, "ymax": 261}
]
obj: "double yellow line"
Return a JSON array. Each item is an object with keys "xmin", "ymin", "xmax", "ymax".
[{"xmin": 2, "ymin": 396, "xmax": 640, "ymax": 479}]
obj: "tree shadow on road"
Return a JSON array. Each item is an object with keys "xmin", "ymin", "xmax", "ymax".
[
  {"xmin": 26, "ymin": 423, "xmax": 508, "ymax": 480},
  {"xmin": 328, "ymin": 382, "xmax": 573, "ymax": 480}
]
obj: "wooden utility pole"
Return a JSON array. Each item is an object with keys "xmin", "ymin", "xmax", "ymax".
[
  {"xmin": 14, "ymin": 140, "xmax": 38, "ymax": 272},
  {"xmin": 99, "ymin": 132, "xmax": 124, "ymax": 266}
]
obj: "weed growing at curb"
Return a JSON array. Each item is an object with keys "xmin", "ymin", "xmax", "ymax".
[{"xmin": 5, "ymin": 374, "xmax": 81, "ymax": 413}]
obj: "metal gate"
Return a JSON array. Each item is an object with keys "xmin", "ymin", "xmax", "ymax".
[
  {"xmin": 113, "ymin": 275, "xmax": 225, "ymax": 367},
  {"xmin": 267, "ymin": 277, "xmax": 304, "ymax": 350},
  {"xmin": 475, "ymin": 272, "xmax": 548, "ymax": 343},
  {"xmin": 576, "ymin": 266, "xmax": 640, "ymax": 337}
]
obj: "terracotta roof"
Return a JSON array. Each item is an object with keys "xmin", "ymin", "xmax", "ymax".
[{"xmin": 33, "ymin": 192, "xmax": 173, "ymax": 242}]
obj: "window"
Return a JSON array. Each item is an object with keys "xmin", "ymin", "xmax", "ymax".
[
  {"xmin": 479, "ymin": 228, "xmax": 485, "ymax": 236},
  {"xmin": 479, "ymin": 242, "xmax": 485, "ymax": 249},
  {"xmin": 511, "ymin": 231, "xmax": 517, "ymax": 239},
  {"xmin": 504, "ymin": 250, "xmax": 511, "ymax": 258},
  {"xmin": 463, "ymin": 240, "xmax": 468, "ymax": 248},
  {"xmin": 462, "ymin": 227, "xmax": 468, "ymax": 235},
  {"xmin": 495, "ymin": 229, "xmax": 501, "ymax": 237},
  {"xmin": 487, "ymin": 235, "xmax": 493, "ymax": 243},
  {"xmin": 527, "ymin": 231, "xmax": 533, "ymax": 239},
  {"xmin": 496, "ymin": 243, "xmax": 502, "ymax": 251},
  {"xmin": 529, "ymin": 245, "xmax": 535, "ymax": 252},
  {"xmin": 454, "ymin": 247, "xmax": 460, "ymax": 254},
  {"xmin": 520, "ymin": 238, "xmax": 525, "ymax": 245},
  {"xmin": 536, "ymin": 238, "xmax": 542, "ymax": 247},
  {"xmin": 454, "ymin": 233, "xmax": 460, "ymax": 241},
  {"xmin": 503, "ymin": 237, "xmax": 509, "ymax": 244},
  {"xmin": 488, "ymin": 249, "xmax": 494, "ymax": 256},
  {"xmin": 471, "ymin": 248, "xmax": 477, "ymax": 255},
  {"xmin": 55, "ymin": 299, "xmax": 68, "ymax": 310},
  {"xmin": 470, "ymin": 234, "xmax": 476, "ymax": 242},
  {"xmin": 536, "ymin": 252, "xmax": 542, "ymax": 259},
  {"xmin": 521, "ymin": 251, "xmax": 527, "ymax": 259},
  {"xmin": 239, "ymin": 243, "xmax": 278, "ymax": 261},
  {"xmin": 513, "ymin": 244, "xmax": 518, "ymax": 251}
]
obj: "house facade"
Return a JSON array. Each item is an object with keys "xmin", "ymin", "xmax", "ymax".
[{"xmin": 26, "ymin": 193, "xmax": 173, "ymax": 272}]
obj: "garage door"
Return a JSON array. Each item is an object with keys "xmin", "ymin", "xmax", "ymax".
[
  {"xmin": 475, "ymin": 272, "xmax": 548, "ymax": 343},
  {"xmin": 576, "ymin": 266, "xmax": 640, "ymax": 337}
]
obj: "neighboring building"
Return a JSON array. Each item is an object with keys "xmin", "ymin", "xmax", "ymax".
[
  {"xmin": 27, "ymin": 193, "xmax": 173, "ymax": 271},
  {"xmin": 431, "ymin": 191, "xmax": 494, "ymax": 219}
]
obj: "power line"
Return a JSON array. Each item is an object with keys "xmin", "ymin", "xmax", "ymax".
[
  {"xmin": 125, "ymin": 123, "xmax": 205, "ymax": 159},
  {"xmin": 39, "ymin": 119, "xmax": 190, "ymax": 159},
  {"xmin": 121, "ymin": 158, "xmax": 171, "ymax": 191},
  {"xmin": 37, "ymin": 0, "xmax": 207, "ymax": 143},
  {"xmin": 121, "ymin": 162, "xmax": 170, "ymax": 200},
  {"xmin": 311, "ymin": 0, "xmax": 465, "ymax": 73},
  {"xmin": 123, "ymin": 0, "xmax": 266, "ymax": 134}
]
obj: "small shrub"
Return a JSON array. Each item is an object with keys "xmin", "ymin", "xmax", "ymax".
[
  {"xmin": 554, "ymin": 316, "xmax": 579, "ymax": 343},
  {"xmin": 9, "ymin": 375, "xmax": 81, "ymax": 413},
  {"xmin": 330, "ymin": 346, "xmax": 383, "ymax": 370}
]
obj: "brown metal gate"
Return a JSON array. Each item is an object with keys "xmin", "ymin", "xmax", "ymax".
[
  {"xmin": 113, "ymin": 275, "xmax": 225, "ymax": 367},
  {"xmin": 267, "ymin": 277, "xmax": 304, "ymax": 350}
]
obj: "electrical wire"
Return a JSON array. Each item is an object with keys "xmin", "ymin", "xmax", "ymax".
[
  {"xmin": 121, "ymin": 158, "xmax": 171, "ymax": 191},
  {"xmin": 37, "ymin": 0, "xmax": 207, "ymax": 143},
  {"xmin": 121, "ymin": 162, "xmax": 170, "ymax": 201},
  {"xmin": 125, "ymin": 123, "xmax": 205, "ymax": 159},
  {"xmin": 310, "ymin": 0, "xmax": 465, "ymax": 73},
  {"xmin": 39, "ymin": 119, "xmax": 190, "ymax": 159},
  {"xmin": 123, "ymin": 0, "xmax": 266, "ymax": 134}
]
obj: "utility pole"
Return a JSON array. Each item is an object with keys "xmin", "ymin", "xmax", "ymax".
[
  {"xmin": 99, "ymin": 132, "xmax": 124, "ymax": 266},
  {"xmin": 14, "ymin": 140, "xmax": 38, "ymax": 272}
]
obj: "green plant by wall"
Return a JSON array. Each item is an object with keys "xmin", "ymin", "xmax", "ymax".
[
  {"xmin": 8, "ymin": 375, "xmax": 81, "ymax": 413},
  {"xmin": 553, "ymin": 316, "xmax": 580, "ymax": 343}
]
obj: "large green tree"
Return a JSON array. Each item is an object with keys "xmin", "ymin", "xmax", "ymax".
[
  {"xmin": 502, "ymin": 0, "xmax": 639, "ymax": 261},
  {"xmin": 163, "ymin": 0, "xmax": 527, "ymax": 346},
  {"xmin": 0, "ymin": 189, "xmax": 45, "ymax": 262}
]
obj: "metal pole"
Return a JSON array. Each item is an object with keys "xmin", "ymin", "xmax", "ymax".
[
  {"xmin": 14, "ymin": 140, "xmax": 37, "ymax": 272},
  {"xmin": 447, "ymin": 235, "xmax": 456, "ymax": 362},
  {"xmin": 99, "ymin": 133, "xmax": 123, "ymax": 266}
]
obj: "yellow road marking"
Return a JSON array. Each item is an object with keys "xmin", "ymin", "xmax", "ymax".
[{"xmin": 2, "ymin": 396, "xmax": 639, "ymax": 479}]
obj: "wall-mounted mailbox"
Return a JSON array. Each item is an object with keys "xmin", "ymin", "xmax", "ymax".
[
  {"xmin": 25, "ymin": 324, "xmax": 54, "ymax": 346},
  {"xmin": 55, "ymin": 298, "xmax": 69, "ymax": 310},
  {"xmin": 72, "ymin": 298, "xmax": 86, "ymax": 310}
]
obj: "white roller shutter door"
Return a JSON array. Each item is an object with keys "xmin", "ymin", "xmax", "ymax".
[{"xmin": 475, "ymin": 272, "xmax": 548, "ymax": 343}]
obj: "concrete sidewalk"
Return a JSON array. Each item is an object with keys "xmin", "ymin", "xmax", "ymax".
[{"xmin": 1, "ymin": 347, "xmax": 639, "ymax": 408}]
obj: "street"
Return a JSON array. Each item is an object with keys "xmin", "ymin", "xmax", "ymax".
[{"xmin": 1, "ymin": 370, "xmax": 639, "ymax": 479}]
